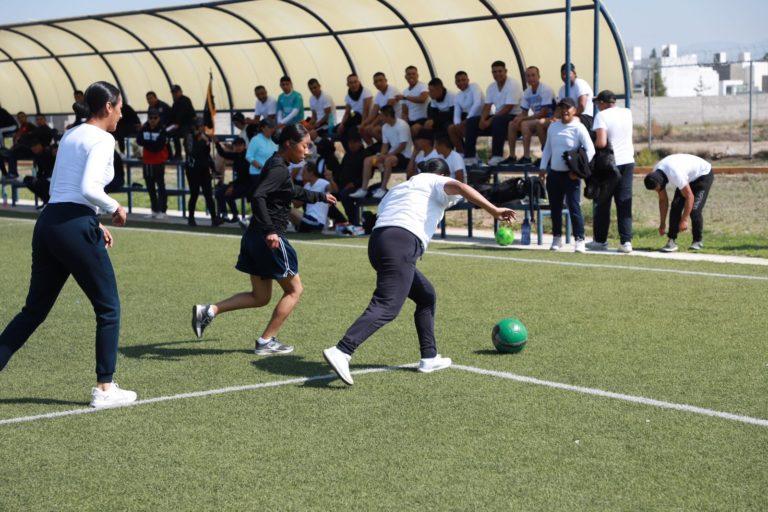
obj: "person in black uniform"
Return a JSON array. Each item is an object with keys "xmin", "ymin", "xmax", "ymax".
[
  {"xmin": 114, "ymin": 103, "xmax": 142, "ymax": 153},
  {"xmin": 146, "ymin": 91, "xmax": 172, "ymax": 127},
  {"xmin": 214, "ymin": 137, "xmax": 251, "ymax": 223},
  {"xmin": 186, "ymin": 118, "xmax": 220, "ymax": 227},
  {"xmin": 191, "ymin": 124, "xmax": 336, "ymax": 355},
  {"xmin": 169, "ymin": 84, "xmax": 196, "ymax": 160},
  {"xmin": 23, "ymin": 138, "xmax": 56, "ymax": 204}
]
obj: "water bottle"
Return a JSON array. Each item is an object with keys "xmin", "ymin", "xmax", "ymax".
[{"xmin": 521, "ymin": 217, "xmax": 531, "ymax": 245}]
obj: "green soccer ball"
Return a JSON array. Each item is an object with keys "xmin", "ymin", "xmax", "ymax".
[
  {"xmin": 492, "ymin": 318, "xmax": 528, "ymax": 353},
  {"xmin": 495, "ymin": 225, "xmax": 515, "ymax": 246}
]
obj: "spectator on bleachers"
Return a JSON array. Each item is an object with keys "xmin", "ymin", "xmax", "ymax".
[
  {"xmin": 644, "ymin": 154, "xmax": 714, "ymax": 253},
  {"xmin": 214, "ymin": 137, "xmax": 251, "ymax": 224},
  {"xmin": 0, "ymin": 104, "xmax": 16, "ymax": 144},
  {"xmin": 424, "ymin": 78, "xmax": 455, "ymax": 136},
  {"xmin": 435, "ymin": 135, "xmax": 466, "ymax": 183},
  {"xmin": 246, "ymin": 119, "xmax": 278, "ymax": 177},
  {"xmin": 351, "ymin": 105, "xmax": 412, "ymax": 200},
  {"xmin": 337, "ymin": 73, "xmax": 373, "ymax": 148},
  {"xmin": 186, "ymin": 118, "xmax": 221, "ymax": 227},
  {"xmin": 249, "ymin": 85, "xmax": 277, "ymax": 126},
  {"xmin": 1, "ymin": 112, "xmax": 36, "ymax": 177},
  {"xmin": 325, "ymin": 128, "xmax": 366, "ymax": 226},
  {"xmin": 276, "ymin": 76, "xmax": 304, "ymax": 128},
  {"xmin": 307, "ymin": 78, "xmax": 336, "ymax": 138},
  {"xmin": 22, "ymin": 138, "xmax": 56, "ymax": 204},
  {"xmin": 407, "ymin": 129, "xmax": 439, "ymax": 178},
  {"xmin": 145, "ymin": 91, "xmax": 172, "ymax": 126},
  {"xmin": 558, "ymin": 63, "xmax": 595, "ymax": 129},
  {"xmin": 539, "ymin": 97, "xmax": 595, "ymax": 253},
  {"xmin": 136, "ymin": 107, "xmax": 169, "ymax": 219},
  {"xmin": 360, "ymin": 72, "xmax": 401, "ymax": 145},
  {"xmin": 588, "ymin": 90, "xmax": 635, "ymax": 254},
  {"xmin": 168, "ymin": 85, "xmax": 196, "ymax": 160},
  {"xmin": 66, "ymin": 90, "xmax": 87, "ymax": 129},
  {"xmin": 231, "ymin": 112, "xmax": 250, "ymax": 144},
  {"xmin": 502, "ymin": 66, "xmax": 555, "ymax": 165},
  {"xmin": 33, "ymin": 114, "xmax": 55, "ymax": 147},
  {"xmin": 289, "ymin": 160, "xmax": 331, "ymax": 232},
  {"xmin": 114, "ymin": 103, "xmax": 142, "ymax": 154},
  {"xmin": 464, "ymin": 61, "xmax": 522, "ymax": 166},
  {"xmin": 396, "ymin": 66, "xmax": 429, "ymax": 137}
]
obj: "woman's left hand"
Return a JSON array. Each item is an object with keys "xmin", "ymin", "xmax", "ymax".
[
  {"xmin": 325, "ymin": 193, "xmax": 338, "ymax": 205},
  {"xmin": 493, "ymin": 208, "xmax": 517, "ymax": 223},
  {"xmin": 100, "ymin": 224, "xmax": 114, "ymax": 248}
]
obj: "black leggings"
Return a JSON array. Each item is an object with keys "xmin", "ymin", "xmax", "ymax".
[
  {"xmin": 143, "ymin": 163, "xmax": 167, "ymax": 213},
  {"xmin": 186, "ymin": 167, "xmax": 216, "ymax": 220}
]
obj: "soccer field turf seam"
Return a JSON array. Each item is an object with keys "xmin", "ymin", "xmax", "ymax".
[
  {"xmin": 2, "ymin": 218, "xmax": 765, "ymax": 282},
  {"xmin": 2, "ymin": 364, "xmax": 766, "ymax": 429}
]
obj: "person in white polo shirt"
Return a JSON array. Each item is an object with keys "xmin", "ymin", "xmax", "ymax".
[
  {"xmin": 448, "ymin": 71, "xmax": 484, "ymax": 156},
  {"xmin": 360, "ymin": 72, "xmax": 401, "ymax": 145},
  {"xmin": 644, "ymin": 154, "xmax": 714, "ymax": 252},
  {"xmin": 351, "ymin": 105, "xmax": 413, "ymax": 199},
  {"xmin": 465, "ymin": 60, "xmax": 523, "ymax": 166},
  {"xmin": 558, "ymin": 63, "xmax": 595, "ymax": 129},
  {"xmin": 337, "ymin": 73, "xmax": 373, "ymax": 149},
  {"xmin": 587, "ymin": 90, "xmax": 636, "ymax": 253},
  {"xmin": 307, "ymin": 78, "xmax": 335, "ymax": 139},
  {"xmin": 322, "ymin": 159, "xmax": 516, "ymax": 386},
  {"xmin": 396, "ymin": 65, "xmax": 429, "ymax": 137},
  {"xmin": 502, "ymin": 65, "xmax": 555, "ymax": 165}
]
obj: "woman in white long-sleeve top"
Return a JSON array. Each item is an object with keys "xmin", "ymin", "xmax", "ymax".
[
  {"xmin": 0, "ymin": 82, "xmax": 137, "ymax": 408},
  {"xmin": 539, "ymin": 97, "xmax": 595, "ymax": 253}
]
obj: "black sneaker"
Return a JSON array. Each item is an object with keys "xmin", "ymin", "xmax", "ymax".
[
  {"xmin": 187, "ymin": 217, "xmax": 197, "ymax": 227},
  {"xmin": 192, "ymin": 304, "xmax": 214, "ymax": 338},
  {"xmin": 499, "ymin": 156, "xmax": 517, "ymax": 166},
  {"xmin": 518, "ymin": 157, "xmax": 533, "ymax": 165}
]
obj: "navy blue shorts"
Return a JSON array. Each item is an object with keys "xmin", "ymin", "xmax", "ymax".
[{"xmin": 236, "ymin": 230, "xmax": 299, "ymax": 280}]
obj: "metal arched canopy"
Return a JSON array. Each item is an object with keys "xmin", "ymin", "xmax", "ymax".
[
  {"xmin": 2, "ymin": 27, "xmax": 78, "ymax": 94},
  {"xmin": 0, "ymin": 47, "xmax": 40, "ymax": 113},
  {"xmin": 0, "ymin": 0, "xmax": 632, "ymax": 115}
]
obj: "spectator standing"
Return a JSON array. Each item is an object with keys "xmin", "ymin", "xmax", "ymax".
[
  {"xmin": 114, "ymin": 103, "xmax": 142, "ymax": 154},
  {"xmin": 136, "ymin": 107, "xmax": 169, "ymax": 219},
  {"xmin": 587, "ymin": 90, "xmax": 635, "ymax": 253},
  {"xmin": 539, "ymin": 98, "xmax": 595, "ymax": 253},
  {"xmin": 185, "ymin": 118, "xmax": 220, "ymax": 227},
  {"xmin": 146, "ymin": 91, "xmax": 172, "ymax": 126},
  {"xmin": 168, "ymin": 84, "xmax": 196, "ymax": 160}
]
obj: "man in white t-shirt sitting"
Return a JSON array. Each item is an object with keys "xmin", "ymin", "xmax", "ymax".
[
  {"xmin": 424, "ymin": 78, "xmax": 455, "ymax": 136},
  {"xmin": 351, "ymin": 105, "xmax": 413, "ymax": 200},
  {"xmin": 337, "ymin": 73, "xmax": 373, "ymax": 149},
  {"xmin": 307, "ymin": 78, "xmax": 335, "ymax": 139},
  {"xmin": 407, "ymin": 129, "xmax": 439, "ymax": 177},
  {"xmin": 360, "ymin": 72, "xmax": 401, "ymax": 145},
  {"xmin": 644, "ymin": 154, "xmax": 714, "ymax": 252},
  {"xmin": 247, "ymin": 85, "xmax": 277, "ymax": 126},
  {"xmin": 587, "ymin": 90, "xmax": 635, "ymax": 253},
  {"xmin": 448, "ymin": 71, "xmax": 484, "ymax": 156},
  {"xmin": 434, "ymin": 135, "xmax": 466, "ymax": 183},
  {"xmin": 290, "ymin": 160, "xmax": 331, "ymax": 233},
  {"xmin": 464, "ymin": 60, "xmax": 523, "ymax": 166},
  {"xmin": 395, "ymin": 65, "xmax": 429, "ymax": 137},
  {"xmin": 558, "ymin": 63, "xmax": 595, "ymax": 130},
  {"xmin": 322, "ymin": 159, "xmax": 516, "ymax": 385},
  {"xmin": 502, "ymin": 66, "xmax": 555, "ymax": 166}
]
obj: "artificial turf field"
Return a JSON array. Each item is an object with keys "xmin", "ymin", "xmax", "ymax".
[{"xmin": 0, "ymin": 217, "xmax": 766, "ymax": 511}]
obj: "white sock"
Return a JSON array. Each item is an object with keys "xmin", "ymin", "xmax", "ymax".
[
  {"xmin": 257, "ymin": 337, "xmax": 272, "ymax": 346},
  {"xmin": 206, "ymin": 306, "xmax": 215, "ymax": 319}
]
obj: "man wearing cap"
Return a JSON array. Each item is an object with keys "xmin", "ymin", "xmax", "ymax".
[
  {"xmin": 644, "ymin": 154, "xmax": 714, "ymax": 252},
  {"xmin": 558, "ymin": 63, "xmax": 595, "ymax": 130},
  {"xmin": 168, "ymin": 85, "xmax": 196, "ymax": 160},
  {"xmin": 587, "ymin": 90, "xmax": 635, "ymax": 253}
]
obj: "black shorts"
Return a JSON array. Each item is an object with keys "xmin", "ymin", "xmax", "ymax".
[
  {"xmin": 408, "ymin": 118, "xmax": 428, "ymax": 127},
  {"xmin": 236, "ymin": 230, "xmax": 298, "ymax": 280},
  {"xmin": 392, "ymin": 153, "xmax": 409, "ymax": 171},
  {"xmin": 297, "ymin": 214, "xmax": 324, "ymax": 233}
]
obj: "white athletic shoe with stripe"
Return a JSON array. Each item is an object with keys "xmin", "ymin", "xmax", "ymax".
[
  {"xmin": 417, "ymin": 354, "xmax": 452, "ymax": 373},
  {"xmin": 323, "ymin": 346, "xmax": 353, "ymax": 385},
  {"xmin": 90, "ymin": 383, "xmax": 137, "ymax": 409}
]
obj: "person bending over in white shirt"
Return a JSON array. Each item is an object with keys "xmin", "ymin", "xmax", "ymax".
[
  {"xmin": 322, "ymin": 159, "xmax": 517, "ymax": 385},
  {"xmin": 351, "ymin": 105, "xmax": 413, "ymax": 199},
  {"xmin": 448, "ymin": 71, "xmax": 484, "ymax": 156},
  {"xmin": 644, "ymin": 153, "xmax": 714, "ymax": 253},
  {"xmin": 396, "ymin": 65, "xmax": 430, "ymax": 137},
  {"xmin": 360, "ymin": 72, "xmax": 401, "ymax": 145},
  {"xmin": 503, "ymin": 66, "xmax": 554, "ymax": 165}
]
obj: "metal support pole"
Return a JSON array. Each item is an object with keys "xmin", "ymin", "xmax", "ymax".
[
  {"xmin": 647, "ymin": 67, "xmax": 652, "ymax": 151},
  {"xmin": 749, "ymin": 60, "xmax": 754, "ymax": 159},
  {"xmin": 565, "ymin": 0, "xmax": 572, "ymax": 98},
  {"xmin": 593, "ymin": 0, "xmax": 600, "ymax": 92}
]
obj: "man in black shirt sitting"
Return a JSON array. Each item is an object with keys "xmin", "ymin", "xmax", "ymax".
[
  {"xmin": 214, "ymin": 137, "xmax": 252, "ymax": 224},
  {"xmin": 324, "ymin": 129, "xmax": 366, "ymax": 226}
]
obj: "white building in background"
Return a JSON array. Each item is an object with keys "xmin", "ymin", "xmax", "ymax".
[{"xmin": 658, "ymin": 45, "xmax": 719, "ymax": 97}]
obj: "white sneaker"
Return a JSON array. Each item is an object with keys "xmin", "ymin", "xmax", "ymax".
[
  {"xmin": 372, "ymin": 188, "xmax": 387, "ymax": 199},
  {"xmin": 145, "ymin": 213, "xmax": 156, "ymax": 219},
  {"xmin": 349, "ymin": 188, "xmax": 368, "ymax": 199},
  {"xmin": 90, "ymin": 383, "xmax": 137, "ymax": 409},
  {"xmin": 619, "ymin": 241, "xmax": 633, "ymax": 253},
  {"xmin": 464, "ymin": 157, "xmax": 478, "ymax": 166},
  {"xmin": 550, "ymin": 236, "xmax": 563, "ymax": 251},
  {"xmin": 323, "ymin": 346, "xmax": 353, "ymax": 385},
  {"xmin": 585, "ymin": 240, "xmax": 608, "ymax": 251},
  {"xmin": 488, "ymin": 156, "xmax": 504, "ymax": 166},
  {"xmin": 574, "ymin": 239, "xmax": 586, "ymax": 253},
  {"xmin": 155, "ymin": 212, "xmax": 167, "ymax": 220},
  {"xmin": 417, "ymin": 354, "xmax": 452, "ymax": 373}
]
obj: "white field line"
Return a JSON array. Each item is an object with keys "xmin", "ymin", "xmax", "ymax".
[
  {"xmin": 453, "ymin": 364, "xmax": 768, "ymax": 428},
  {"xmin": 1, "ymin": 217, "xmax": 766, "ymax": 282},
  {"xmin": 0, "ymin": 365, "xmax": 412, "ymax": 427}
]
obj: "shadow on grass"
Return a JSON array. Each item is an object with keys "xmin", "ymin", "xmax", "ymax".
[
  {"xmin": 0, "ymin": 397, "xmax": 86, "ymax": 406},
  {"xmin": 473, "ymin": 349, "xmax": 505, "ymax": 356},
  {"xmin": 119, "ymin": 339, "xmax": 251, "ymax": 361}
]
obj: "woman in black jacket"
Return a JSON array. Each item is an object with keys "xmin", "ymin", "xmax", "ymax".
[
  {"xmin": 185, "ymin": 119, "xmax": 220, "ymax": 227},
  {"xmin": 191, "ymin": 124, "xmax": 336, "ymax": 355}
]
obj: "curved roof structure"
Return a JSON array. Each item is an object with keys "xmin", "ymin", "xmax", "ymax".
[{"xmin": 0, "ymin": 0, "xmax": 629, "ymax": 115}]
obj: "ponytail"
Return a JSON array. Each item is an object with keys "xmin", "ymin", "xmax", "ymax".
[{"xmin": 82, "ymin": 81, "xmax": 121, "ymax": 120}]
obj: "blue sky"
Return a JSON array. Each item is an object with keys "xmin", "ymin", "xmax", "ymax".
[{"xmin": 2, "ymin": 0, "xmax": 767, "ymax": 56}]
